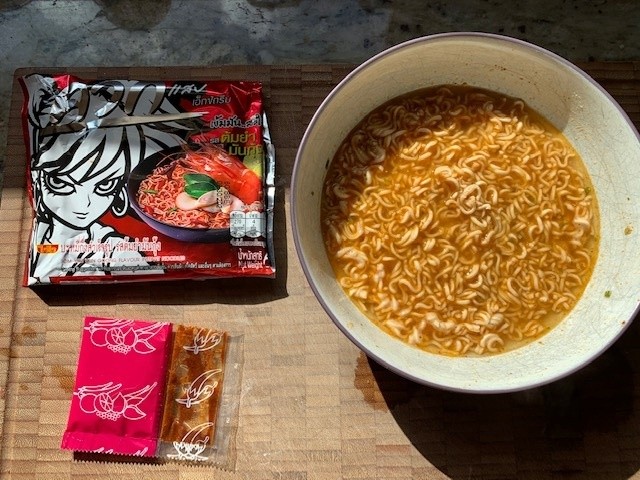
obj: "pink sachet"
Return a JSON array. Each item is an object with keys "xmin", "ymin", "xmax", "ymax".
[{"xmin": 61, "ymin": 316, "xmax": 172, "ymax": 457}]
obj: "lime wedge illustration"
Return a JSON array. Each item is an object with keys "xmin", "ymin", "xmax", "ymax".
[{"xmin": 243, "ymin": 151, "xmax": 264, "ymax": 178}]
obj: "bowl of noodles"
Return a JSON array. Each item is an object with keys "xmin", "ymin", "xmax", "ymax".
[
  {"xmin": 291, "ymin": 32, "xmax": 640, "ymax": 393},
  {"xmin": 128, "ymin": 143, "xmax": 263, "ymax": 243},
  {"xmin": 128, "ymin": 146, "xmax": 231, "ymax": 242}
]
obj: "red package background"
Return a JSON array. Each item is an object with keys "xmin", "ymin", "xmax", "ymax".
[{"xmin": 20, "ymin": 75, "xmax": 276, "ymax": 285}]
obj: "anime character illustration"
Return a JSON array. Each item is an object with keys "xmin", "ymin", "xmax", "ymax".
[{"xmin": 22, "ymin": 74, "xmax": 192, "ymax": 284}]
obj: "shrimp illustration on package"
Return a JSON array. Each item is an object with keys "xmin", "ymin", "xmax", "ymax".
[{"xmin": 19, "ymin": 74, "xmax": 276, "ymax": 285}]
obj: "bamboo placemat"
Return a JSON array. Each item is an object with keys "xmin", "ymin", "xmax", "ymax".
[{"xmin": 0, "ymin": 63, "xmax": 639, "ymax": 480}]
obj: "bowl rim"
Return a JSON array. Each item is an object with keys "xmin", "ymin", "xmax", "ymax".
[{"xmin": 291, "ymin": 32, "xmax": 640, "ymax": 393}]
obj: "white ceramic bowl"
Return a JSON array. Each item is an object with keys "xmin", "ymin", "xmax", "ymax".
[{"xmin": 291, "ymin": 33, "xmax": 640, "ymax": 393}]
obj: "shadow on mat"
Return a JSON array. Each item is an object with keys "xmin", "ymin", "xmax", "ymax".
[{"xmin": 360, "ymin": 318, "xmax": 640, "ymax": 480}]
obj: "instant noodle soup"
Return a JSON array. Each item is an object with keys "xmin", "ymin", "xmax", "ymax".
[{"xmin": 321, "ymin": 85, "xmax": 599, "ymax": 356}]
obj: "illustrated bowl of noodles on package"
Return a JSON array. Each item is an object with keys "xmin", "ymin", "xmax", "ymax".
[
  {"xmin": 291, "ymin": 33, "xmax": 640, "ymax": 393},
  {"xmin": 128, "ymin": 143, "xmax": 264, "ymax": 243}
]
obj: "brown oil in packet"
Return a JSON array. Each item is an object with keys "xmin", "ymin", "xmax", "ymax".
[{"xmin": 158, "ymin": 325, "xmax": 243, "ymax": 469}]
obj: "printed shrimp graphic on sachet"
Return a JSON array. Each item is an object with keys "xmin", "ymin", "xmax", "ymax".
[
  {"xmin": 75, "ymin": 381, "xmax": 157, "ymax": 421},
  {"xmin": 85, "ymin": 317, "xmax": 168, "ymax": 354},
  {"xmin": 175, "ymin": 369, "xmax": 222, "ymax": 408},
  {"xmin": 61, "ymin": 317, "xmax": 172, "ymax": 457},
  {"xmin": 183, "ymin": 327, "xmax": 225, "ymax": 354},
  {"xmin": 166, "ymin": 422, "xmax": 216, "ymax": 462}
]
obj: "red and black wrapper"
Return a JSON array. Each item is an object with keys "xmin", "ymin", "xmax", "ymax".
[{"xmin": 19, "ymin": 75, "xmax": 276, "ymax": 286}]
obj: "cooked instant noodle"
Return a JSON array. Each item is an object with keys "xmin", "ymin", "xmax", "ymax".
[
  {"xmin": 137, "ymin": 144, "xmax": 263, "ymax": 230},
  {"xmin": 321, "ymin": 86, "xmax": 600, "ymax": 356},
  {"xmin": 138, "ymin": 161, "xmax": 228, "ymax": 228}
]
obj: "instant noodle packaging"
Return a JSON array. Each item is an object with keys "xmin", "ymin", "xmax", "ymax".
[
  {"xmin": 19, "ymin": 74, "xmax": 276, "ymax": 285},
  {"xmin": 62, "ymin": 316, "xmax": 243, "ymax": 470}
]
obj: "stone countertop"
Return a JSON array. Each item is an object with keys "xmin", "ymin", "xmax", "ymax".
[{"xmin": 0, "ymin": 0, "xmax": 638, "ymax": 163}]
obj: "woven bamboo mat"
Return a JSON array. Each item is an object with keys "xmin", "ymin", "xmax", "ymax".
[{"xmin": 0, "ymin": 63, "xmax": 639, "ymax": 480}]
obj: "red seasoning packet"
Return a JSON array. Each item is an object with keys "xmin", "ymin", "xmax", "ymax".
[
  {"xmin": 62, "ymin": 316, "xmax": 172, "ymax": 456},
  {"xmin": 19, "ymin": 75, "xmax": 276, "ymax": 286},
  {"xmin": 62, "ymin": 317, "xmax": 243, "ymax": 470}
]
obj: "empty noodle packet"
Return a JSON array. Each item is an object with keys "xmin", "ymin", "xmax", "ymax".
[
  {"xmin": 20, "ymin": 75, "xmax": 276, "ymax": 286},
  {"xmin": 157, "ymin": 324, "xmax": 244, "ymax": 470},
  {"xmin": 61, "ymin": 316, "xmax": 172, "ymax": 456}
]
